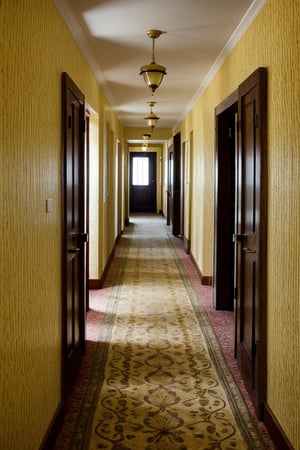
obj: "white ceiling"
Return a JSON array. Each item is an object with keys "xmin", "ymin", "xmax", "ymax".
[{"xmin": 54, "ymin": 0, "xmax": 265, "ymax": 131}]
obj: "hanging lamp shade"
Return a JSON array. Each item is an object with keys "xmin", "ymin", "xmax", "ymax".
[
  {"xmin": 144, "ymin": 111, "xmax": 160, "ymax": 128},
  {"xmin": 142, "ymin": 133, "xmax": 151, "ymax": 151},
  {"xmin": 144, "ymin": 102, "xmax": 160, "ymax": 129},
  {"xmin": 140, "ymin": 30, "xmax": 167, "ymax": 94},
  {"xmin": 140, "ymin": 62, "xmax": 167, "ymax": 93}
]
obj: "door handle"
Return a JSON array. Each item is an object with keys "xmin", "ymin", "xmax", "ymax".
[
  {"xmin": 232, "ymin": 233, "xmax": 247, "ymax": 242},
  {"xmin": 68, "ymin": 247, "xmax": 80, "ymax": 253},
  {"xmin": 242, "ymin": 247, "xmax": 256, "ymax": 254}
]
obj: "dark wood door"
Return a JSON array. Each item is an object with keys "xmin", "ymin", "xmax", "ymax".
[
  {"xmin": 62, "ymin": 73, "xmax": 87, "ymax": 399},
  {"xmin": 181, "ymin": 142, "xmax": 185, "ymax": 240},
  {"xmin": 166, "ymin": 147, "xmax": 174, "ymax": 226},
  {"xmin": 235, "ymin": 68, "xmax": 267, "ymax": 418},
  {"xmin": 85, "ymin": 110, "xmax": 90, "ymax": 312},
  {"xmin": 213, "ymin": 91, "xmax": 238, "ymax": 311},
  {"xmin": 172, "ymin": 132, "xmax": 181, "ymax": 236},
  {"xmin": 130, "ymin": 152, "xmax": 156, "ymax": 212}
]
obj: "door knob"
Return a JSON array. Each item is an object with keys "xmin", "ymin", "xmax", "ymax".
[
  {"xmin": 232, "ymin": 233, "xmax": 247, "ymax": 242},
  {"xmin": 68, "ymin": 247, "xmax": 80, "ymax": 253},
  {"xmin": 242, "ymin": 247, "xmax": 256, "ymax": 253}
]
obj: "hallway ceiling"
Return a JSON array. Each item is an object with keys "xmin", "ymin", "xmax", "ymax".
[{"xmin": 54, "ymin": 0, "xmax": 265, "ymax": 131}]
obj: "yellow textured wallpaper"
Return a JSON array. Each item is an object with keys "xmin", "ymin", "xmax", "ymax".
[
  {"xmin": 0, "ymin": 1, "xmax": 123, "ymax": 448},
  {"xmin": 178, "ymin": 0, "xmax": 300, "ymax": 446},
  {"xmin": 1, "ymin": 3, "xmax": 63, "ymax": 448},
  {"xmin": 1, "ymin": 0, "xmax": 299, "ymax": 448}
]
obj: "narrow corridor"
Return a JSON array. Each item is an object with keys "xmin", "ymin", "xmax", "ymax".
[{"xmin": 54, "ymin": 214, "xmax": 275, "ymax": 449}]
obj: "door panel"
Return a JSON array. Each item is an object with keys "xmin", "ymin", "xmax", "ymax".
[
  {"xmin": 166, "ymin": 147, "xmax": 173, "ymax": 226},
  {"xmin": 62, "ymin": 73, "xmax": 86, "ymax": 399},
  {"xmin": 214, "ymin": 92, "xmax": 238, "ymax": 311},
  {"xmin": 85, "ymin": 110, "xmax": 90, "ymax": 311},
  {"xmin": 182, "ymin": 139, "xmax": 191, "ymax": 253},
  {"xmin": 236, "ymin": 67, "xmax": 267, "ymax": 417},
  {"xmin": 130, "ymin": 152, "xmax": 156, "ymax": 212},
  {"xmin": 172, "ymin": 132, "xmax": 181, "ymax": 236}
]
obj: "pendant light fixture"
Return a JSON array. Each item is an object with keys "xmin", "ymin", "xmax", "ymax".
[
  {"xmin": 140, "ymin": 29, "xmax": 167, "ymax": 94},
  {"xmin": 142, "ymin": 133, "xmax": 151, "ymax": 151},
  {"xmin": 143, "ymin": 133, "xmax": 151, "ymax": 140},
  {"xmin": 144, "ymin": 102, "xmax": 160, "ymax": 130}
]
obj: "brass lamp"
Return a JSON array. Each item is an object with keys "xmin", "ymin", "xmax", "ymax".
[
  {"xmin": 142, "ymin": 133, "xmax": 151, "ymax": 151},
  {"xmin": 140, "ymin": 29, "xmax": 167, "ymax": 94},
  {"xmin": 144, "ymin": 102, "xmax": 160, "ymax": 129}
]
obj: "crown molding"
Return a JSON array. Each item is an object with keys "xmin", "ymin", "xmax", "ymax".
[
  {"xmin": 173, "ymin": 0, "xmax": 267, "ymax": 131},
  {"xmin": 53, "ymin": 0, "xmax": 119, "ymax": 112}
]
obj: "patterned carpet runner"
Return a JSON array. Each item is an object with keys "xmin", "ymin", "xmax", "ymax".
[{"xmin": 68, "ymin": 215, "xmax": 265, "ymax": 449}]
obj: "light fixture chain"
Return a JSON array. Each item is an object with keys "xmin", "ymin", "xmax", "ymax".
[{"xmin": 152, "ymin": 38, "xmax": 155, "ymax": 63}]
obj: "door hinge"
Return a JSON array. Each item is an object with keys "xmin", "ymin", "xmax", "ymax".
[
  {"xmin": 254, "ymin": 113, "xmax": 259, "ymax": 128},
  {"xmin": 229, "ymin": 127, "xmax": 232, "ymax": 138}
]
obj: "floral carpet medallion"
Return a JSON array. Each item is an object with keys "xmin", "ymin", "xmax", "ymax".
[{"xmin": 70, "ymin": 217, "xmax": 265, "ymax": 449}]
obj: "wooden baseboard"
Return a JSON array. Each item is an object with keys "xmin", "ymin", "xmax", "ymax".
[
  {"xmin": 89, "ymin": 234, "xmax": 122, "ymax": 290},
  {"xmin": 189, "ymin": 252, "xmax": 213, "ymax": 286},
  {"xmin": 39, "ymin": 402, "xmax": 64, "ymax": 450},
  {"xmin": 263, "ymin": 403, "xmax": 294, "ymax": 450},
  {"xmin": 89, "ymin": 279, "xmax": 101, "ymax": 289}
]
